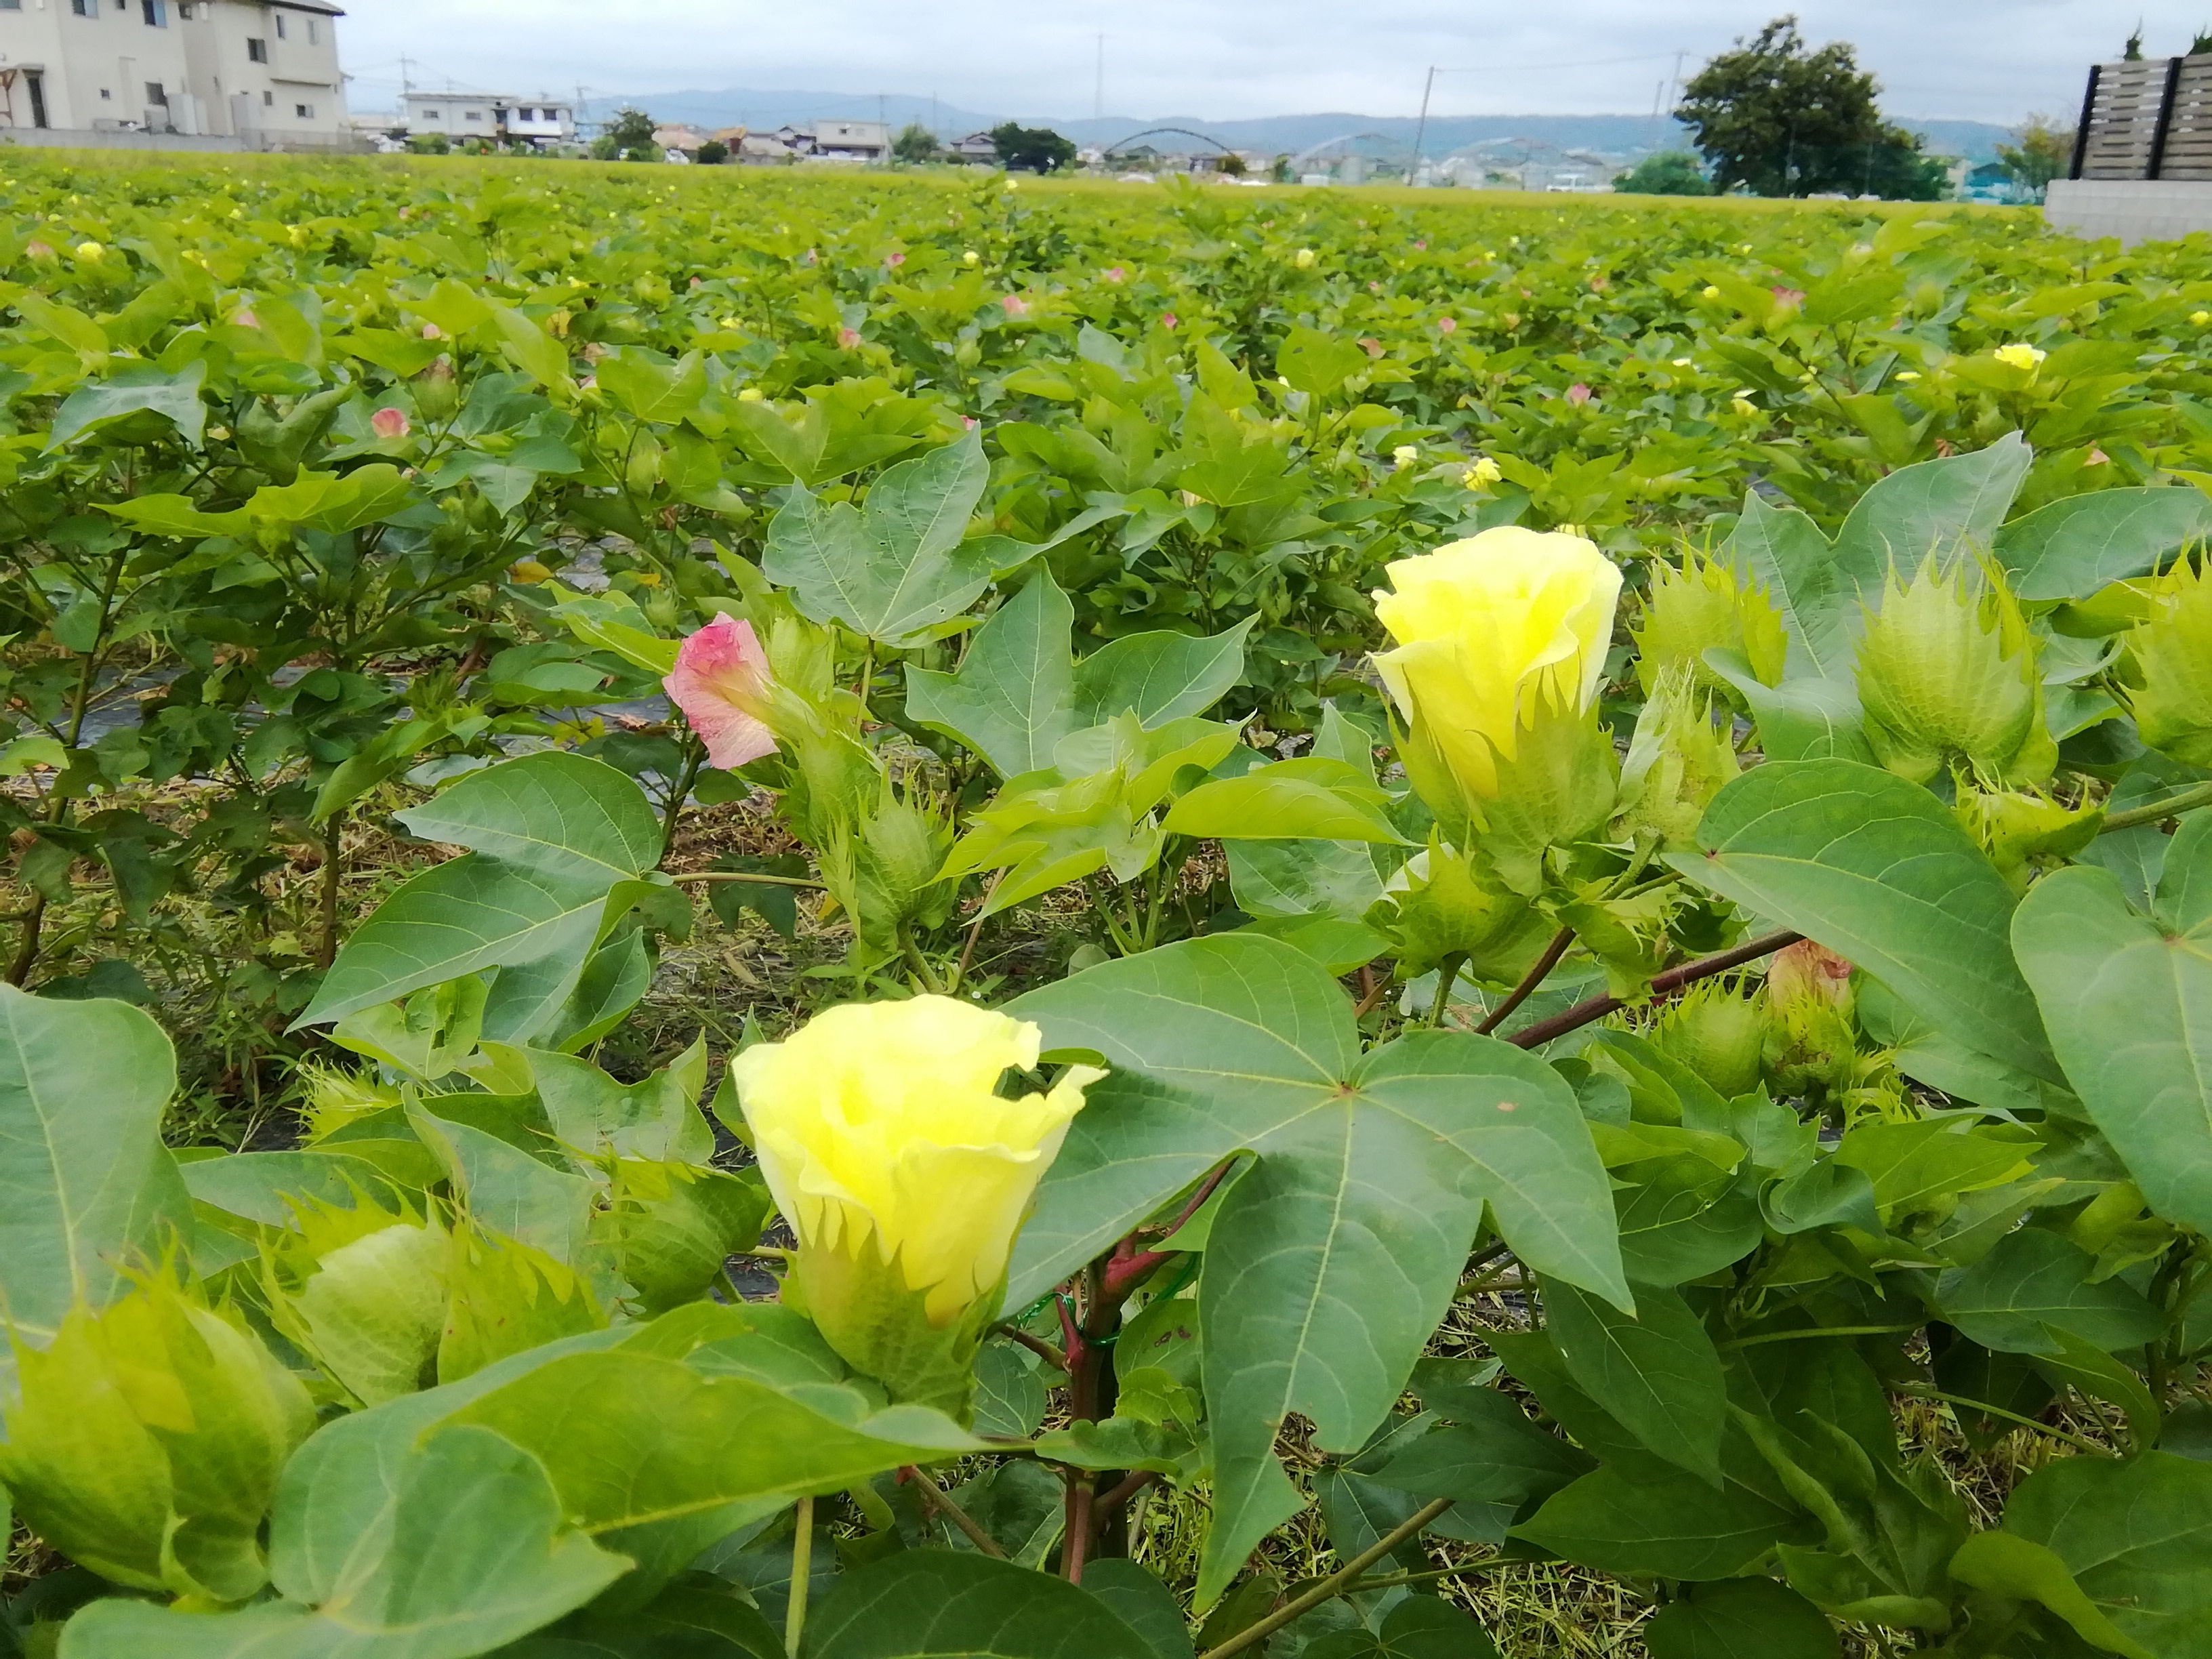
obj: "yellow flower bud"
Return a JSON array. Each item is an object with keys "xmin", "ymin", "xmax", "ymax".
[
  {"xmin": 737, "ymin": 385, "xmax": 765, "ymax": 402},
  {"xmin": 75, "ymin": 240, "xmax": 104, "ymax": 261},
  {"xmin": 0, "ymin": 1277, "xmax": 312, "ymax": 1601},
  {"xmin": 963, "ymin": 249, "xmax": 981, "ymax": 265},
  {"xmin": 1992, "ymin": 342, "xmax": 2046, "ymax": 375},
  {"xmin": 1702, "ymin": 285, "xmax": 1721, "ymax": 300},
  {"xmin": 2193, "ymin": 310, "xmax": 2211, "ymax": 327},
  {"xmin": 729, "ymin": 998, "xmax": 1099, "ymax": 1415},
  {"xmin": 1855, "ymin": 560, "xmax": 2054, "ymax": 788},
  {"xmin": 1634, "ymin": 548, "xmax": 1787, "ymax": 703},
  {"xmin": 1294, "ymin": 247, "xmax": 1317, "ymax": 268},
  {"xmin": 1893, "ymin": 370, "xmax": 1921, "ymax": 382},
  {"xmin": 1372, "ymin": 527, "xmax": 1621, "ymax": 808},
  {"xmin": 2120, "ymin": 558, "xmax": 2212, "ymax": 769},
  {"xmin": 508, "ymin": 558, "xmax": 552, "ymax": 584}
]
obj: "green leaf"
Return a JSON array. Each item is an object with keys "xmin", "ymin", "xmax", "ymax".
[
  {"xmin": 1303, "ymin": 1596, "xmax": 1502, "ymax": 1659},
  {"xmin": 487, "ymin": 304, "xmax": 574, "ymax": 391},
  {"xmin": 180, "ymin": 1149, "xmax": 398, "ymax": 1227},
  {"xmin": 1995, "ymin": 486, "xmax": 2212, "ymax": 604},
  {"xmin": 0, "ymin": 986, "xmax": 192, "ymax": 1345},
  {"xmin": 1675, "ymin": 758, "xmax": 2059, "ymax": 1083},
  {"xmin": 762, "ymin": 434, "xmax": 997, "ymax": 647},
  {"xmin": 1513, "ymin": 1460, "xmax": 1809, "ymax": 1581},
  {"xmin": 1276, "ymin": 324, "xmax": 1371, "ymax": 398},
  {"xmin": 1070, "ymin": 617, "xmax": 1255, "ymax": 730},
  {"xmin": 2013, "ymin": 815, "xmax": 2212, "ymax": 1234},
  {"xmin": 407, "ymin": 1097, "xmax": 597, "ymax": 1265},
  {"xmin": 1935, "ymin": 1227, "xmax": 2163, "ymax": 1355},
  {"xmin": 597, "ymin": 348, "xmax": 703, "ymax": 424},
  {"xmin": 1006, "ymin": 937, "xmax": 1624, "ymax": 1605},
  {"xmin": 1544, "ymin": 1279, "xmax": 1727, "ymax": 1486},
  {"xmin": 804, "ymin": 1551, "xmax": 1154, "ymax": 1659},
  {"xmin": 1829, "ymin": 432, "xmax": 2031, "ymax": 597},
  {"xmin": 905, "ymin": 571, "xmax": 1078, "ymax": 778},
  {"xmin": 1162, "ymin": 757, "xmax": 1409, "ymax": 844},
  {"xmin": 61, "ymin": 1423, "xmax": 631, "ymax": 1659},
  {"xmin": 298, "ymin": 753, "xmax": 664, "ymax": 1033},
  {"xmin": 1227, "ymin": 838, "xmax": 1388, "ymax": 922},
  {"xmin": 1721, "ymin": 493, "xmax": 1851, "ymax": 680},
  {"xmin": 49, "ymin": 360, "xmax": 207, "ymax": 449},
  {"xmin": 1641, "ymin": 1577, "xmax": 1841, "ymax": 1659},
  {"xmin": 1983, "ymin": 1452, "xmax": 2212, "ymax": 1658},
  {"xmin": 1079, "ymin": 1561, "xmax": 1195, "ymax": 1659},
  {"xmin": 1357, "ymin": 1387, "xmax": 1594, "ymax": 1514}
]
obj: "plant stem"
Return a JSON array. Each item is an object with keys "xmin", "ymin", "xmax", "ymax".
[
  {"xmin": 898, "ymin": 923, "xmax": 947, "ymax": 994},
  {"xmin": 1723, "ymin": 1324, "xmax": 1923, "ymax": 1351},
  {"xmin": 1897, "ymin": 1385, "xmax": 2112, "ymax": 1456},
  {"xmin": 948, "ymin": 870, "xmax": 1005, "ymax": 996},
  {"xmin": 1427, "ymin": 953, "xmax": 1465, "ymax": 1028},
  {"xmin": 2101, "ymin": 781, "xmax": 2212, "ymax": 834},
  {"xmin": 315, "ymin": 809, "xmax": 348, "ymax": 971},
  {"xmin": 1509, "ymin": 929, "xmax": 1802, "ymax": 1050},
  {"xmin": 784, "ymin": 1494, "xmax": 813, "ymax": 1658},
  {"xmin": 660, "ymin": 741, "xmax": 707, "ymax": 862},
  {"xmin": 1351, "ymin": 1560, "xmax": 1509, "ymax": 1591},
  {"xmin": 1197, "ymin": 1497, "xmax": 1455, "ymax": 1659},
  {"xmin": 1475, "ymin": 926, "xmax": 1574, "ymax": 1036},
  {"xmin": 670, "ymin": 870, "xmax": 829, "ymax": 888},
  {"xmin": 905, "ymin": 1465, "xmax": 1006, "ymax": 1557}
]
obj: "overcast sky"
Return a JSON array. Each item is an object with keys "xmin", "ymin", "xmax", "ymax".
[{"xmin": 338, "ymin": 1, "xmax": 2190, "ymax": 125}]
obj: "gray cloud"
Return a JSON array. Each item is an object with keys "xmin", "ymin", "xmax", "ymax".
[{"xmin": 335, "ymin": 1, "xmax": 2186, "ymax": 126}]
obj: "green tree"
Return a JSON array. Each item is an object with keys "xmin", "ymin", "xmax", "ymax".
[
  {"xmin": 695, "ymin": 138, "xmax": 729, "ymax": 165},
  {"xmin": 1996, "ymin": 114, "xmax": 2074, "ymax": 201},
  {"xmin": 1614, "ymin": 151, "xmax": 1711, "ymax": 194},
  {"xmin": 1677, "ymin": 15, "xmax": 1904, "ymax": 197},
  {"xmin": 605, "ymin": 106, "xmax": 659, "ymax": 163},
  {"xmin": 406, "ymin": 131, "xmax": 450, "ymax": 156},
  {"xmin": 1216, "ymin": 151, "xmax": 1247, "ymax": 177},
  {"xmin": 989, "ymin": 121, "xmax": 1077, "ymax": 173},
  {"xmin": 893, "ymin": 123, "xmax": 941, "ymax": 164},
  {"xmin": 1859, "ymin": 126, "xmax": 1950, "ymax": 199}
]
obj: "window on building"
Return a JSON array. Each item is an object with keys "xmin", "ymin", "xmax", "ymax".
[
  {"xmin": 421, "ymin": 108, "xmax": 441, "ymax": 122},
  {"xmin": 262, "ymin": 89, "xmax": 273, "ymax": 106},
  {"xmin": 464, "ymin": 109, "xmax": 482, "ymax": 122},
  {"xmin": 99, "ymin": 87, "xmax": 112, "ymax": 99},
  {"xmin": 295, "ymin": 102, "xmax": 313, "ymax": 118},
  {"xmin": 306, "ymin": 18, "xmax": 318, "ymax": 43},
  {"xmin": 146, "ymin": 81, "xmax": 167, "ymax": 104},
  {"xmin": 140, "ymin": 0, "xmax": 165, "ymax": 24},
  {"xmin": 272, "ymin": 12, "xmax": 285, "ymax": 37},
  {"xmin": 70, "ymin": 0, "xmax": 97, "ymax": 16},
  {"xmin": 246, "ymin": 36, "xmax": 267, "ymax": 61}
]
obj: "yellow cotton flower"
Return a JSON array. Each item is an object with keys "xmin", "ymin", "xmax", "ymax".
[
  {"xmin": 75, "ymin": 241, "xmax": 104, "ymax": 261},
  {"xmin": 962, "ymin": 249, "xmax": 980, "ymax": 265},
  {"xmin": 1294, "ymin": 247, "xmax": 1317, "ymax": 268},
  {"xmin": 729, "ymin": 998, "xmax": 1099, "ymax": 1412},
  {"xmin": 1462, "ymin": 456, "xmax": 1503, "ymax": 489},
  {"xmin": 2193, "ymin": 310, "xmax": 2211, "ymax": 327},
  {"xmin": 1894, "ymin": 370, "xmax": 1921, "ymax": 382},
  {"xmin": 1702, "ymin": 285, "xmax": 1721, "ymax": 300},
  {"xmin": 1372, "ymin": 527, "xmax": 1622, "ymax": 804},
  {"xmin": 1993, "ymin": 342, "xmax": 2046, "ymax": 374},
  {"xmin": 737, "ymin": 386, "xmax": 764, "ymax": 402},
  {"xmin": 1393, "ymin": 445, "xmax": 1418, "ymax": 470}
]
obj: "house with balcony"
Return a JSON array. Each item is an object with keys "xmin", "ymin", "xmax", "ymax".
[
  {"xmin": 0, "ymin": 0, "xmax": 353, "ymax": 148},
  {"xmin": 401, "ymin": 89, "xmax": 573, "ymax": 148}
]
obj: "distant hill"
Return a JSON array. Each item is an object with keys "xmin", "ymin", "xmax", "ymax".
[{"xmin": 560, "ymin": 87, "xmax": 2015, "ymax": 165}]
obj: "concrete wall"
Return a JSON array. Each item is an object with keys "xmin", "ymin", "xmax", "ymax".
[
  {"xmin": 2047, "ymin": 178, "xmax": 2212, "ymax": 246},
  {"xmin": 0, "ymin": 123, "xmax": 368, "ymax": 153}
]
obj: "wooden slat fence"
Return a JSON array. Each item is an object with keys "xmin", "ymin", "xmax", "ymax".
[{"xmin": 2073, "ymin": 55, "xmax": 2212, "ymax": 180}]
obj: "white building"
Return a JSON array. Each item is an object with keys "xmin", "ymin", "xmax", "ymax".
[
  {"xmin": 401, "ymin": 89, "xmax": 575, "ymax": 147},
  {"xmin": 0, "ymin": 0, "xmax": 352, "ymax": 148}
]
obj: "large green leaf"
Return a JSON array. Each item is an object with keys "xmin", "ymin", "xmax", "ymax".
[
  {"xmin": 1544, "ymin": 1279, "xmax": 1728, "ymax": 1487},
  {"xmin": 1162, "ymin": 758, "xmax": 1408, "ymax": 844},
  {"xmin": 1303, "ymin": 1597, "xmax": 1502, "ymax": 1659},
  {"xmin": 1641, "ymin": 1578, "xmax": 1840, "ymax": 1659},
  {"xmin": 1721, "ymin": 493, "xmax": 1852, "ymax": 680},
  {"xmin": 1006, "ymin": 937, "xmax": 1624, "ymax": 1606},
  {"xmin": 1828, "ymin": 432, "xmax": 2030, "ymax": 595},
  {"xmin": 2013, "ymin": 814, "xmax": 2212, "ymax": 1233},
  {"xmin": 905, "ymin": 571, "xmax": 1078, "ymax": 778},
  {"xmin": 1988, "ymin": 1452, "xmax": 2212, "ymax": 1659},
  {"xmin": 1070, "ymin": 617, "xmax": 1254, "ymax": 730},
  {"xmin": 1994, "ymin": 486, "xmax": 2212, "ymax": 604},
  {"xmin": 1933, "ymin": 1227, "xmax": 2163, "ymax": 1355},
  {"xmin": 298, "ymin": 753, "xmax": 665, "ymax": 1033},
  {"xmin": 1513, "ymin": 1462, "xmax": 1809, "ymax": 1581},
  {"xmin": 60, "ymin": 1424, "xmax": 630, "ymax": 1659},
  {"xmin": 1674, "ymin": 758, "xmax": 2058, "ymax": 1082},
  {"xmin": 0, "ymin": 987, "xmax": 191, "ymax": 1345},
  {"xmin": 49, "ymin": 360, "xmax": 208, "ymax": 449},
  {"xmin": 804, "ymin": 1551, "xmax": 1154, "ymax": 1659},
  {"xmin": 762, "ymin": 435, "xmax": 1000, "ymax": 647}
]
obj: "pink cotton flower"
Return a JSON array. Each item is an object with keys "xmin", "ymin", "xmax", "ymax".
[
  {"xmin": 371, "ymin": 407, "xmax": 411, "ymax": 441},
  {"xmin": 665, "ymin": 613, "xmax": 778, "ymax": 771},
  {"xmin": 25, "ymin": 241, "xmax": 53, "ymax": 260},
  {"xmin": 1437, "ymin": 316, "xmax": 1456, "ymax": 333},
  {"xmin": 233, "ymin": 309, "xmax": 260, "ymax": 329},
  {"xmin": 1771, "ymin": 286, "xmax": 1806, "ymax": 307},
  {"xmin": 1160, "ymin": 312, "xmax": 1178, "ymax": 330},
  {"xmin": 885, "ymin": 251, "xmax": 906, "ymax": 268},
  {"xmin": 1002, "ymin": 293, "xmax": 1030, "ymax": 319},
  {"xmin": 838, "ymin": 327, "xmax": 862, "ymax": 349},
  {"xmin": 1566, "ymin": 383, "xmax": 1593, "ymax": 406},
  {"xmin": 1105, "ymin": 265, "xmax": 1126, "ymax": 283},
  {"xmin": 422, "ymin": 323, "xmax": 443, "ymax": 340}
]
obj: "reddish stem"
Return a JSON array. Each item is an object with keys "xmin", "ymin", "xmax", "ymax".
[
  {"xmin": 1474, "ymin": 925, "xmax": 1574, "ymax": 1036},
  {"xmin": 1507, "ymin": 929, "xmax": 1802, "ymax": 1050}
]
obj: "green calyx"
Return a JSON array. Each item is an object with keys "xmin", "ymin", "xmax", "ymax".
[
  {"xmin": 1634, "ymin": 548, "xmax": 1788, "ymax": 705},
  {"xmin": 786, "ymin": 1241, "xmax": 998, "ymax": 1425},
  {"xmin": 1854, "ymin": 559, "xmax": 2054, "ymax": 789},
  {"xmin": 2122, "ymin": 558, "xmax": 2212, "ymax": 769}
]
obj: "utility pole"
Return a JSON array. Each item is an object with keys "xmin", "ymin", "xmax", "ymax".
[
  {"xmin": 1094, "ymin": 34, "xmax": 1104, "ymax": 120},
  {"xmin": 1664, "ymin": 49, "xmax": 1686, "ymax": 129},
  {"xmin": 575, "ymin": 84, "xmax": 590, "ymax": 140},
  {"xmin": 1410, "ymin": 65, "xmax": 1437, "ymax": 184}
]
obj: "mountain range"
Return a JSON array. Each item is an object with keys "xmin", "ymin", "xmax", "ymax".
[{"xmin": 556, "ymin": 88, "xmax": 2015, "ymax": 163}]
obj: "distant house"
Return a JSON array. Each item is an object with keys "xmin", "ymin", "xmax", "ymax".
[
  {"xmin": 806, "ymin": 119, "xmax": 887, "ymax": 162},
  {"xmin": 738, "ymin": 131, "xmax": 792, "ymax": 165},
  {"xmin": 951, "ymin": 130, "xmax": 998, "ymax": 163},
  {"xmin": 401, "ymin": 91, "xmax": 575, "ymax": 147},
  {"xmin": 653, "ymin": 123, "xmax": 709, "ymax": 155}
]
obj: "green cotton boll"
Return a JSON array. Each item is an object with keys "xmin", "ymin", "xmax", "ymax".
[
  {"xmin": 1854, "ymin": 559, "xmax": 2055, "ymax": 788},
  {"xmin": 1368, "ymin": 837, "xmax": 1555, "ymax": 983},
  {"xmin": 1475, "ymin": 688, "xmax": 1622, "ymax": 899},
  {"xmin": 0, "ymin": 1277, "xmax": 313, "ymax": 1602},
  {"xmin": 1650, "ymin": 980, "xmax": 1772, "ymax": 1099},
  {"xmin": 2123, "ymin": 558, "xmax": 2212, "ymax": 769},
  {"xmin": 854, "ymin": 784, "xmax": 958, "ymax": 943},
  {"xmin": 438, "ymin": 1224, "xmax": 607, "ymax": 1386},
  {"xmin": 277, "ymin": 1220, "xmax": 450, "ymax": 1407},
  {"xmin": 592, "ymin": 1162, "xmax": 768, "ymax": 1317},
  {"xmin": 1634, "ymin": 549, "xmax": 1787, "ymax": 703},
  {"xmin": 1615, "ymin": 665, "xmax": 1740, "ymax": 851},
  {"xmin": 1954, "ymin": 786, "xmax": 2104, "ymax": 895}
]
